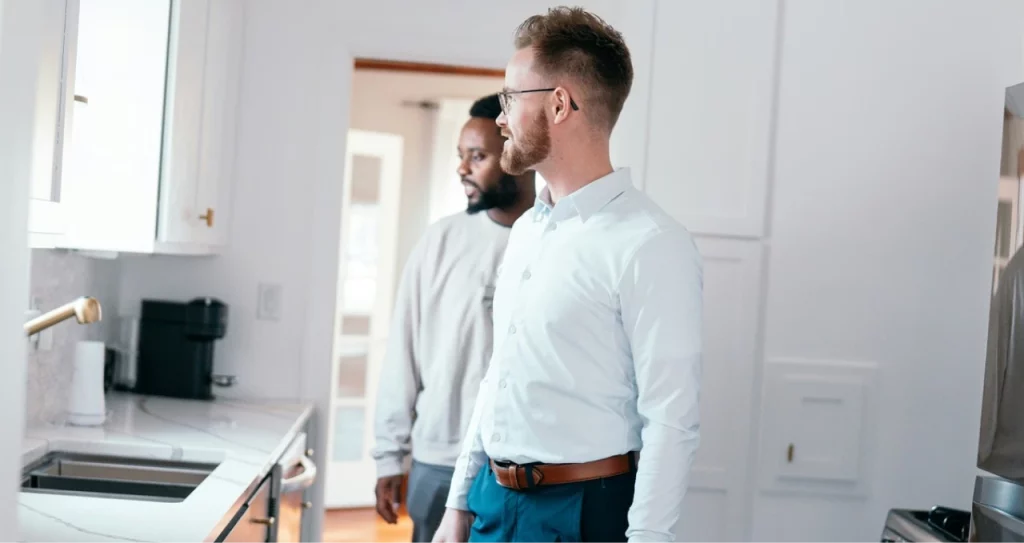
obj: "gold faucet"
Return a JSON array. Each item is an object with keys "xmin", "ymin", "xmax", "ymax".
[{"xmin": 24, "ymin": 297, "xmax": 102, "ymax": 336}]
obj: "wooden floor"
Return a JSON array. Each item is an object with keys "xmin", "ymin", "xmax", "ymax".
[{"xmin": 324, "ymin": 507, "xmax": 414, "ymax": 542}]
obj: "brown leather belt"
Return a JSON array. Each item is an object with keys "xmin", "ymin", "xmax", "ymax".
[{"xmin": 489, "ymin": 452, "xmax": 638, "ymax": 491}]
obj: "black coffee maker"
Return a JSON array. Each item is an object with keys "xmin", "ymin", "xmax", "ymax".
[{"xmin": 134, "ymin": 298, "xmax": 235, "ymax": 400}]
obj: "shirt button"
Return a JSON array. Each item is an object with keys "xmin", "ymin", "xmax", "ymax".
[
  {"xmin": 547, "ymin": 223, "xmax": 557, "ymax": 232},
  {"xmin": 493, "ymin": 433, "xmax": 501, "ymax": 442},
  {"xmin": 509, "ymin": 324, "xmax": 517, "ymax": 334},
  {"xmin": 500, "ymin": 379, "xmax": 507, "ymax": 389},
  {"xmin": 522, "ymin": 270, "xmax": 531, "ymax": 280}
]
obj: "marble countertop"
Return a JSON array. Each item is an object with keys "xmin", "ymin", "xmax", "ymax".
[{"xmin": 19, "ymin": 392, "xmax": 314, "ymax": 542}]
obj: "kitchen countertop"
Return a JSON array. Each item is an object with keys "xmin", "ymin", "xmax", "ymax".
[{"xmin": 19, "ymin": 392, "xmax": 314, "ymax": 542}]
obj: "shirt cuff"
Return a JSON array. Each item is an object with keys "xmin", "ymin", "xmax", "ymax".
[
  {"xmin": 627, "ymin": 530, "xmax": 674, "ymax": 542},
  {"xmin": 444, "ymin": 484, "xmax": 471, "ymax": 511},
  {"xmin": 375, "ymin": 455, "xmax": 405, "ymax": 478}
]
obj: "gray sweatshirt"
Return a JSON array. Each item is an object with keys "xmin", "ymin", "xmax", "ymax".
[{"xmin": 371, "ymin": 210, "xmax": 510, "ymax": 477}]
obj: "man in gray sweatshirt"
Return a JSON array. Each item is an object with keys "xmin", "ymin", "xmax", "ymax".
[{"xmin": 371, "ymin": 94, "xmax": 536, "ymax": 542}]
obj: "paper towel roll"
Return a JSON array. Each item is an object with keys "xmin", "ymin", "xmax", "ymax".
[{"xmin": 67, "ymin": 340, "xmax": 106, "ymax": 426}]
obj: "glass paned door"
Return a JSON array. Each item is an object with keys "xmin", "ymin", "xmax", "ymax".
[{"xmin": 325, "ymin": 130, "xmax": 404, "ymax": 508}]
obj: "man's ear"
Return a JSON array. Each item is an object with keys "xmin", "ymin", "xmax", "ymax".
[{"xmin": 551, "ymin": 87, "xmax": 574, "ymax": 124}]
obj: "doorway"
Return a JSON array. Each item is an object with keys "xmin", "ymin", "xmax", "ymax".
[{"xmin": 324, "ymin": 59, "xmax": 505, "ymax": 512}]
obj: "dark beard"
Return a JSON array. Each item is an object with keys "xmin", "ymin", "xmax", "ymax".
[
  {"xmin": 466, "ymin": 174, "xmax": 519, "ymax": 214},
  {"xmin": 501, "ymin": 110, "xmax": 551, "ymax": 176}
]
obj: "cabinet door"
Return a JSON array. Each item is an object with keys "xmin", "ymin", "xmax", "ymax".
[
  {"xmin": 192, "ymin": 0, "xmax": 244, "ymax": 246},
  {"xmin": 60, "ymin": 0, "xmax": 171, "ymax": 253},
  {"xmin": 222, "ymin": 474, "xmax": 275, "ymax": 543},
  {"xmin": 157, "ymin": 0, "xmax": 210, "ymax": 245},
  {"xmin": 644, "ymin": 1, "xmax": 779, "ymax": 238}
]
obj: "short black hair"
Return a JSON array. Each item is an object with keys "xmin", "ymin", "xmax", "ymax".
[{"xmin": 469, "ymin": 94, "xmax": 502, "ymax": 120}]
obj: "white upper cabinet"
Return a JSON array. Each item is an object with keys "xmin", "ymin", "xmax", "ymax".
[
  {"xmin": 644, "ymin": 0, "xmax": 779, "ymax": 238},
  {"xmin": 59, "ymin": 0, "xmax": 243, "ymax": 255}
]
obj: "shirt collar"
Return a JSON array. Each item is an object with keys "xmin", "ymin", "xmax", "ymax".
[{"xmin": 533, "ymin": 168, "xmax": 632, "ymax": 223}]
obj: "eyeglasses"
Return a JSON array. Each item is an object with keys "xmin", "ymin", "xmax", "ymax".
[{"xmin": 498, "ymin": 88, "xmax": 579, "ymax": 115}]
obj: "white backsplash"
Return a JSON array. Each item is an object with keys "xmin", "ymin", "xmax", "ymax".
[{"xmin": 26, "ymin": 250, "xmax": 120, "ymax": 426}]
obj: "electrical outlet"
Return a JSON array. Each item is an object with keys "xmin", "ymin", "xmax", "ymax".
[{"xmin": 257, "ymin": 283, "xmax": 283, "ymax": 321}]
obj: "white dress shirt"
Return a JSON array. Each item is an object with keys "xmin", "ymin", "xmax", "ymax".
[
  {"xmin": 372, "ymin": 211, "xmax": 509, "ymax": 477},
  {"xmin": 445, "ymin": 168, "xmax": 703, "ymax": 542}
]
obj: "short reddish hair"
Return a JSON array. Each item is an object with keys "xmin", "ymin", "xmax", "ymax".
[{"xmin": 513, "ymin": 7, "xmax": 633, "ymax": 130}]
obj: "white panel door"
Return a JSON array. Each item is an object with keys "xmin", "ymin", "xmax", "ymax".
[
  {"xmin": 326, "ymin": 130, "xmax": 405, "ymax": 508},
  {"xmin": 674, "ymin": 237, "xmax": 764, "ymax": 541},
  {"xmin": 645, "ymin": 0, "xmax": 779, "ymax": 238}
]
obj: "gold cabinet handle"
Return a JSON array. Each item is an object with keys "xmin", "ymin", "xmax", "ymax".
[
  {"xmin": 74, "ymin": 94, "xmax": 88, "ymax": 105},
  {"xmin": 251, "ymin": 517, "xmax": 275, "ymax": 526},
  {"xmin": 199, "ymin": 208, "xmax": 214, "ymax": 228}
]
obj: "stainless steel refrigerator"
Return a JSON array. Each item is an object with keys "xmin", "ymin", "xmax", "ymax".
[
  {"xmin": 969, "ymin": 81, "xmax": 1024, "ymax": 542},
  {"xmin": 881, "ymin": 83, "xmax": 1024, "ymax": 543}
]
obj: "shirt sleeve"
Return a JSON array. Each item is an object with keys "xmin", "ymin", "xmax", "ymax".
[
  {"xmin": 444, "ymin": 364, "xmax": 494, "ymax": 510},
  {"xmin": 371, "ymin": 238, "xmax": 426, "ymax": 478},
  {"xmin": 617, "ymin": 227, "xmax": 703, "ymax": 542}
]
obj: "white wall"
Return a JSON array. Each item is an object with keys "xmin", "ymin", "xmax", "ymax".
[
  {"xmin": 117, "ymin": 2, "xmax": 652, "ymax": 538},
  {"xmin": 119, "ymin": 2, "xmax": 354, "ymax": 537},
  {"xmin": 113, "ymin": 0, "xmax": 1024, "ymax": 540},
  {"xmin": 349, "ymin": 69, "xmax": 504, "ymax": 291},
  {"xmin": 750, "ymin": 1, "xmax": 1024, "ymax": 540},
  {"xmin": 0, "ymin": 0, "xmax": 42, "ymax": 537}
]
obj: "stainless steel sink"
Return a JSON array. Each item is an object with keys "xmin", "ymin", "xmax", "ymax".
[{"xmin": 21, "ymin": 451, "xmax": 219, "ymax": 502}]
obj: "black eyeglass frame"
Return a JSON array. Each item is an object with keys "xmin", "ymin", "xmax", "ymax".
[{"xmin": 498, "ymin": 88, "xmax": 579, "ymax": 115}]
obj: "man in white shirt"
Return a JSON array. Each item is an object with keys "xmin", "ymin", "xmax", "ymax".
[
  {"xmin": 433, "ymin": 7, "xmax": 703, "ymax": 543},
  {"xmin": 371, "ymin": 94, "xmax": 537, "ymax": 542}
]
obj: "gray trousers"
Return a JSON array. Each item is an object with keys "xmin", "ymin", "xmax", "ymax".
[{"xmin": 407, "ymin": 460, "xmax": 455, "ymax": 542}]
